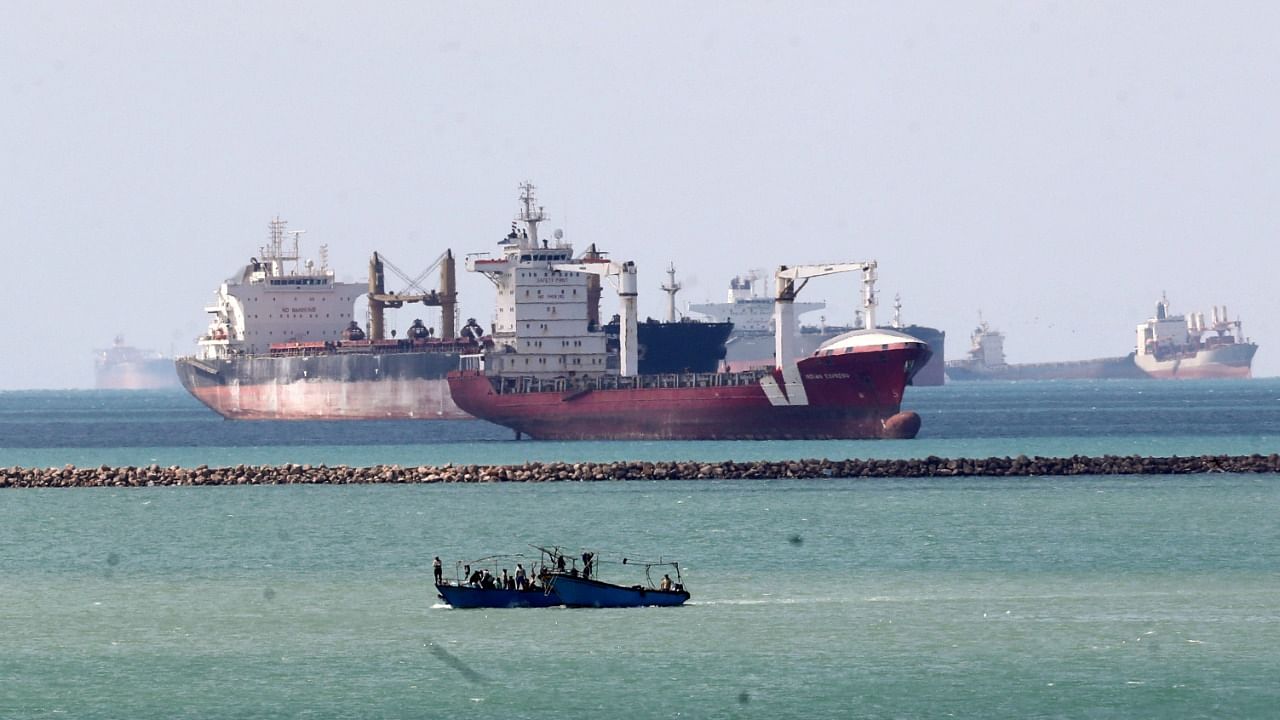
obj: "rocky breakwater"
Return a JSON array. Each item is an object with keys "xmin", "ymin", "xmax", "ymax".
[{"xmin": 3, "ymin": 454, "xmax": 1280, "ymax": 488}]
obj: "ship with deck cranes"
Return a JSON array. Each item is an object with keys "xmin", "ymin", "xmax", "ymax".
[{"xmin": 445, "ymin": 183, "xmax": 931, "ymax": 440}]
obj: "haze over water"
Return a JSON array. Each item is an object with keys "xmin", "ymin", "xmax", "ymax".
[
  {"xmin": 4, "ymin": 3, "xmax": 1280, "ymax": 389},
  {"xmin": 3, "ymin": 380, "xmax": 1279, "ymax": 717}
]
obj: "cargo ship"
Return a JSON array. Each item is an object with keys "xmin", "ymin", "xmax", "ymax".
[
  {"xmin": 446, "ymin": 184, "xmax": 930, "ymax": 441},
  {"xmin": 688, "ymin": 274, "xmax": 946, "ymax": 385},
  {"xmin": 95, "ymin": 337, "xmax": 180, "ymax": 390},
  {"xmin": 945, "ymin": 317, "xmax": 1146, "ymax": 381},
  {"xmin": 1133, "ymin": 295, "xmax": 1257, "ymax": 379},
  {"xmin": 175, "ymin": 218, "xmax": 481, "ymax": 419}
]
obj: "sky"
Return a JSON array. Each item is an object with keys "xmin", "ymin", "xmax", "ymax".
[{"xmin": 2, "ymin": 1, "xmax": 1277, "ymax": 389}]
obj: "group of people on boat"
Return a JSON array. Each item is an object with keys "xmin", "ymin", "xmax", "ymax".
[
  {"xmin": 434, "ymin": 556, "xmax": 547, "ymax": 592},
  {"xmin": 433, "ymin": 549, "xmax": 608, "ymax": 591}
]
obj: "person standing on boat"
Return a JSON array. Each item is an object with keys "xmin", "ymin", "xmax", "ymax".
[
  {"xmin": 581, "ymin": 552, "xmax": 594, "ymax": 579},
  {"xmin": 433, "ymin": 556, "xmax": 443, "ymax": 585},
  {"xmin": 515, "ymin": 564, "xmax": 527, "ymax": 590},
  {"xmin": 660, "ymin": 574, "xmax": 673, "ymax": 591}
]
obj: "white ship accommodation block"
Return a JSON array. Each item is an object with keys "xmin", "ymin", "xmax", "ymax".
[
  {"xmin": 198, "ymin": 218, "xmax": 364, "ymax": 360},
  {"xmin": 220, "ymin": 279, "xmax": 363, "ymax": 354},
  {"xmin": 489, "ymin": 265, "xmax": 607, "ymax": 378}
]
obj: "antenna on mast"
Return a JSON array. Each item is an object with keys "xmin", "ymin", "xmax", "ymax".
[
  {"xmin": 516, "ymin": 181, "xmax": 547, "ymax": 248},
  {"xmin": 288, "ymin": 229, "xmax": 306, "ymax": 274}
]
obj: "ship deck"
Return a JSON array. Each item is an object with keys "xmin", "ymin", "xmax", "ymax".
[{"xmin": 486, "ymin": 369, "xmax": 772, "ymax": 396}]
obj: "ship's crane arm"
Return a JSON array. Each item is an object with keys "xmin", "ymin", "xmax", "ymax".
[
  {"xmin": 773, "ymin": 261, "xmax": 878, "ymax": 369},
  {"xmin": 551, "ymin": 260, "xmax": 640, "ymax": 377},
  {"xmin": 776, "ymin": 262, "xmax": 873, "ymax": 278}
]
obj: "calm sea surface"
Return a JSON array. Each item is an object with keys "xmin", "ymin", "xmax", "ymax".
[{"xmin": 2, "ymin": 380, "xmax": 1279, "ymax": 718}]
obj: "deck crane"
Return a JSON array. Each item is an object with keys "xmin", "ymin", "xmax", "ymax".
[
  {"xmin": 774, "ymin": 261, "xmax": 878, "ymax": 370},
  {"xmin": 551, "ymin": 259, "xmax": 640, "ymax": 377},
  {"xmin": 367, "ymin": 250, "xmax": 458, "ymax": 340}
]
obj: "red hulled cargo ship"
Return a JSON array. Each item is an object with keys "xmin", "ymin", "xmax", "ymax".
[
  {"xmin": 449, "ymin": 332, "xmax": 929, "ymax": 440},
  {"xmin": 446, "ymin": 183, "xmax": 930, "ymax": 441}
]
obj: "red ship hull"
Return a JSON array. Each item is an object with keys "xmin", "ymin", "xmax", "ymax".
[{"xmin": 448, "ymin": 342, "xmax": 928, "ymax": 440}]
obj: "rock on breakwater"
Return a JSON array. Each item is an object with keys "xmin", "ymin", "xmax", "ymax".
[{"xmin": 3, "ymin": 455, "xmax": 1280, "ymax": 488}]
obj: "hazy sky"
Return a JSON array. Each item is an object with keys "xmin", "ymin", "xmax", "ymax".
[{"xmin": 3, "ymin": 1, "xmax": 1277, "ymax": 389}]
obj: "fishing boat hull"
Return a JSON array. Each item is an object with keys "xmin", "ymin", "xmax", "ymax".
[
  {"xmin": 549, "ymin": 574, "xmax": 690, "ymax": 608},
  {"xmin": 435, "ymin": 584, "xmax": 562, "ymax": 609}
]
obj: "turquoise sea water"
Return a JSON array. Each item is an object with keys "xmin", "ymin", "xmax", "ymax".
[{"xmin": 3, "ymin": 380, "xmax": 1280, "ymax": 718}]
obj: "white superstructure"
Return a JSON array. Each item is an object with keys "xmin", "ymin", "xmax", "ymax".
[
  {"xmin": 966, "ymin": 319, "xmax": 1007, "ymax": 367},
  {"xmin": 1132, "ymin": 294, "xmax": 1257, "ymax": 378},
  {"xmin": 689, "ymin": 271, "xmax": 825, "ymax": 334},
  {"xmin": 195, "ymin": 218, "xmax": 366, "ymax": 360},
  {"xmin": 467, "ymin": 183, "xmax": 616, "ymax": 379},
  {"xmin": 1134, "ymin": 294, "xmax": 1247, "ymax": 360}
]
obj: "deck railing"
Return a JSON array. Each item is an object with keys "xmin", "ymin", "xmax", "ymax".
[{"xmin": 490, "ymin": 368, "xmax": 771, "ymax": 395}]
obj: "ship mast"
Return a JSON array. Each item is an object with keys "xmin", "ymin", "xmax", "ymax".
[
  {"xmin": 661, "ymin": 263, "xmax": 682, "ymax": 323},
  {"xmin": 261, "ymin": 217, "xmax": 306, "ymax": 276},
  {"xmin": 517, "ymin": 181, "xmax": 546, "ymax": 248}
]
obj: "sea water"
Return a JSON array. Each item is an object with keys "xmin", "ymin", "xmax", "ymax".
[{"xmin": 2, "ymin": 380, "xmax": 1279, "ymax": 718}]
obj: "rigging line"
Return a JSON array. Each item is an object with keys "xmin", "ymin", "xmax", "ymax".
[
  {"xmin": 380, "ymin": 251, "xmax": 446, "ymax": 295},
  {"xmin": 404, "ymin": 250, "xmax": 448, "ymax": 293}
]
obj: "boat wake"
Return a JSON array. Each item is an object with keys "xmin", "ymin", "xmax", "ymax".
[{"xmin": 690, "ymin": 597, "xmax": 849, "ymax": 606}]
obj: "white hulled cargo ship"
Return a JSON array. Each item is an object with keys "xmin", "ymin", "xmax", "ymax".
[
  {"xmin": 1134, "ymin": 295, "xmax": 1257, "ymax": 379},
  {"xmin": 175, "ymin": 218, "xmax": 480, "ymax": 419}
]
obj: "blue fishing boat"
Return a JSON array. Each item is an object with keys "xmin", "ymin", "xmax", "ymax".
[{"xmin": 540, "ymin": 547, "xmax": 691, "ymax": 608}]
